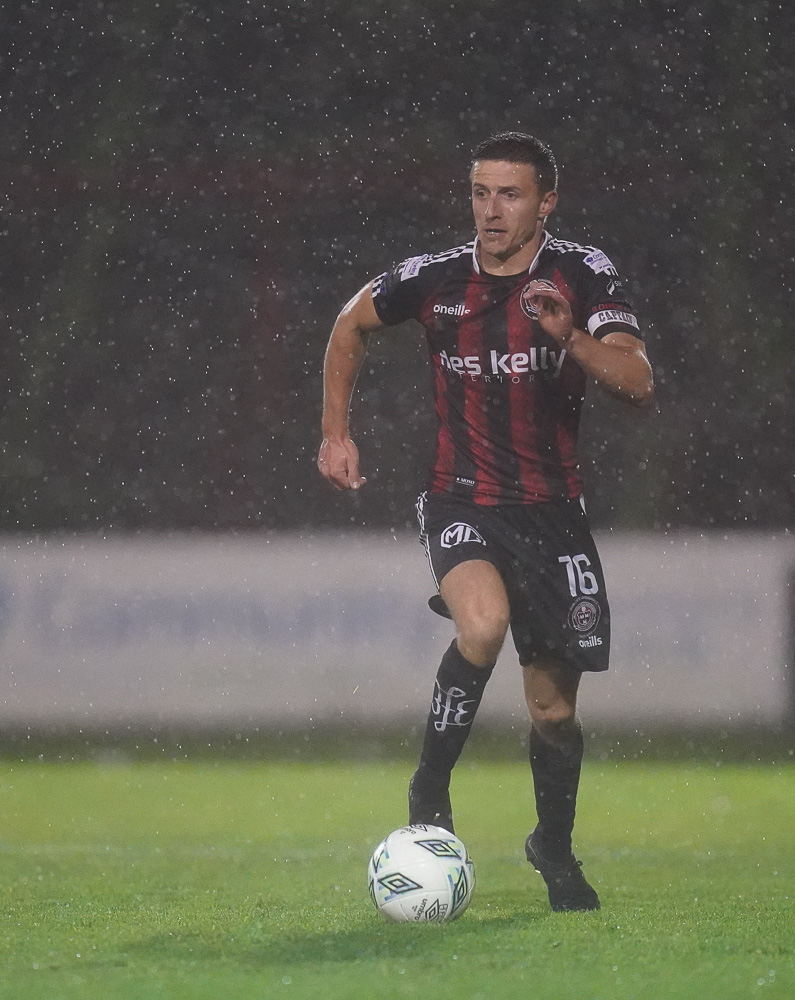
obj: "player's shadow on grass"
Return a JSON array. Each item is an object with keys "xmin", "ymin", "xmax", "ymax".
[
  {"xmin": 254, "ymin": 912, "xmax": 542, "ymax": 966},
  {"xmin": 127, "ymin": 908, "xmax": 550, "ymax": 969}
]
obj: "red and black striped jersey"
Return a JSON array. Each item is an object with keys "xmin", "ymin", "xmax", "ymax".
[{"xmin": 371, "ymin": 232, "xmax": 642, "ymax": 506}]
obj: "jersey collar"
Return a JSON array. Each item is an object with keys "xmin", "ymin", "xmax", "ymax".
[{"xmin": 472, "ymin": 230, "xmax": 552, "ymax": 277}]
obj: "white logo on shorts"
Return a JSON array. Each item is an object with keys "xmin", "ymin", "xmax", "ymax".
[{"xmin": 440, "ymin": 522, "xmax": 486, "ymax": 548}]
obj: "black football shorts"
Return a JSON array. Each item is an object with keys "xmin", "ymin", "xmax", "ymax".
[{"xmin": 416, "ymin": 491, "xmax": 610, "ymax": 672}]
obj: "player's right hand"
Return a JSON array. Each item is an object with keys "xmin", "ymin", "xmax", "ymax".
[{"xmin": 317, "ymin": 436, "xmax": 367, "ymax": 491}]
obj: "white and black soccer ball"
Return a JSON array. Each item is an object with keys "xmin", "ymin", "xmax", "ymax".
[{"xmin": 367, "ymin": 824, "xmax": 475, "ymax": 923}]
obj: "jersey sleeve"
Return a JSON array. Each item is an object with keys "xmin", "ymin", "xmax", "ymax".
[
  {"xmin": 371, "ymin": 254, "xmax": 431, "ymax": 326},
  {"xmin": 575, "ymin": 248, "xmax": 642, "ymax": 341}
]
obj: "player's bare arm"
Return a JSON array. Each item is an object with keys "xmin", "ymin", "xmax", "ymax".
[
  {"xmin": 318, "ymin": 281, "xmax": 385, "ymax": 490},
  {"xmin": 526, "ymin": 281, "xmax": 654, "ymax": 407}
]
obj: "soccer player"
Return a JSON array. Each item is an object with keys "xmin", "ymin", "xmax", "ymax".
[{"xmin": 317, "ymin": 132, "xmax": 653, "ymax": 912}]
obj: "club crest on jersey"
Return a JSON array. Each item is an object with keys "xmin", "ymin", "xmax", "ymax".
[
  {"xmin": 568, "ymin": 598, "xmax": 601, "ymax": 634},
  {"xmin": 520, "ymin": 279, "xmax": 558, "ymax": 318},
  {"xmin": 440, "ymin": 522, "xmax": 486, "ymax": 548}
]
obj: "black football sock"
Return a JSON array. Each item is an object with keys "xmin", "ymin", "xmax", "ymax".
[
  {"xmin": 416, "ymin": 640, "xmax": 494, "ymax": 783},
  {"xmin": 529, "ymin": 720, "xmax": 584, "ymax": 861}
]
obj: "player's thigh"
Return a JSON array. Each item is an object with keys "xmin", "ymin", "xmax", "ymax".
[
  {"xmin": 440, "ymin": 559, "xmax": 511, "ymax": 667},
  {"xmin": 440, "ymin": 558, "xmax": 510, "ymax": 631}
]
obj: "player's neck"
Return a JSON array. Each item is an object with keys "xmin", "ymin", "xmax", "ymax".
[{"xmin": 477, "ymin": 229, "xmax": 547, "ymax": 277}]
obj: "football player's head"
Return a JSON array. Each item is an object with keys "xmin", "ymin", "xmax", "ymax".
[
  {"xmin": 470, "ymin": 134, "xmax": 558, "ymax": 263},
  {"xmin": 470, "ymin": 132, "xmax": 558, "ymax": 195}
]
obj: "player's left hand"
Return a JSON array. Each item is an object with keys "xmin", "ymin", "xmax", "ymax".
[{"xmin": 525, "ymin": 280, "xmax": 574, "ymax": 344}]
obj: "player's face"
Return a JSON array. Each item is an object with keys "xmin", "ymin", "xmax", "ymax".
[{"xmin": 470, "ymin": 160, "xmax": 557, "ymax": 269}]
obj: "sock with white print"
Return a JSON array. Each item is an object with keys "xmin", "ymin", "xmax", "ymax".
[{"xmin": 415, "ymin": 640, "xmax": 494, "ymax": 784}]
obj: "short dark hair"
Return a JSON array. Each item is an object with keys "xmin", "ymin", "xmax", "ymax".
[{"xmin": 471, "ymin": 132, "xmax": 558, "ymax": 192}]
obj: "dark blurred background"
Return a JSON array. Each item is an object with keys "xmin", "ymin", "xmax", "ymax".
[{"xmin": 1, "ymin": 0, "xmax": 792, "ymax": 536}]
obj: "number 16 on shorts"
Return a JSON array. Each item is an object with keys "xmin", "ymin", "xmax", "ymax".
[{"xmin": 558, "ymin": 554, "xmax": 598, "ymax": 596}]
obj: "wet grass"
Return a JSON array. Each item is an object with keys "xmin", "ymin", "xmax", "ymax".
[{"xmin": 1, "ymin": 759, "xmax": 792, "ymax": 999}]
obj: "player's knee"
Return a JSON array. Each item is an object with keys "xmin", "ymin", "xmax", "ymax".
[
  {"xmin": 457, "ymin": 609, "xmax": 509, "ymax": 665},
  {"xmin": 528, "ymin": 699, "xmax": 576, "ymax": 731}
]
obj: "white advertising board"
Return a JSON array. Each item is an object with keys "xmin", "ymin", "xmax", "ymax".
[{"xmin": 0, "ymin": 532, "xmax": 791, "ymax": 727}]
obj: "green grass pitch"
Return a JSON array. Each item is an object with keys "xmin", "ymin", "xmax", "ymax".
[{"xmin": 1, "ymin": 756, "xmax": 792, "ymax": 999}]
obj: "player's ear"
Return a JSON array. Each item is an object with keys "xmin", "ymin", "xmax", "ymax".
[{"xmin": 539, "ymin": 189, "xmax": 558, "ymax": 219}]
